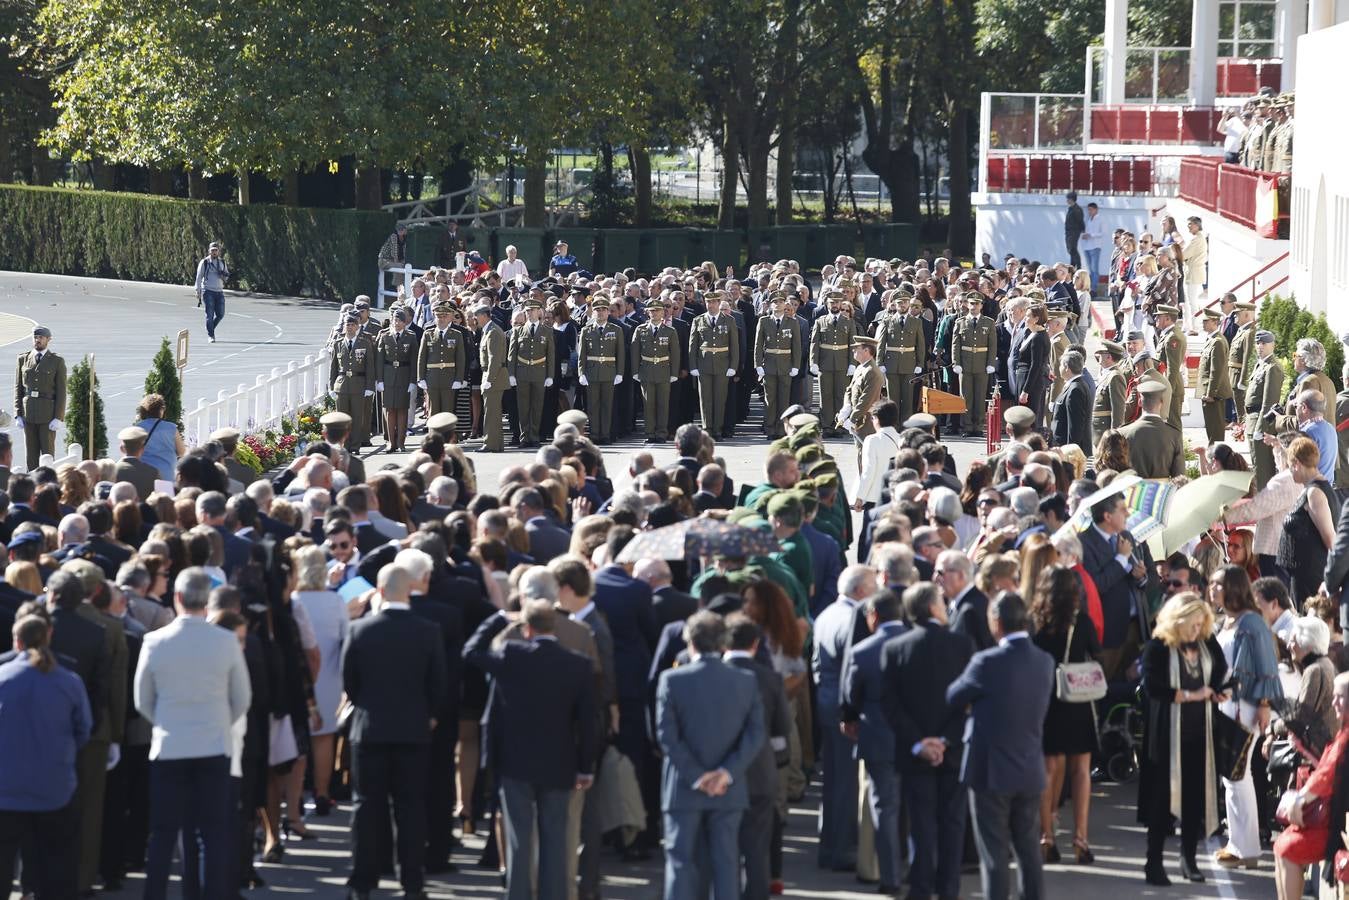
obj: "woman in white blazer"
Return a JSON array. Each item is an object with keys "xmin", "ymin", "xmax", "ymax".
[{"xmin": 851, "ymin": 399, "xmax": 903, "ymax": 508}]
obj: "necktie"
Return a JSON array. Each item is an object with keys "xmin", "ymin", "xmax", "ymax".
[
  {"xmin": 347, "ymin": 340, "xmax": 354, "ymax": 353},
  {"xmin": 1110, "ymin": 533, "xmax": 1119, "ymax": 554}
]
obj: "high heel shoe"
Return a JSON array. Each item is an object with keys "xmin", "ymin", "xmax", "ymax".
[
  {"xmin": 1073, "ymin": 837, "xmax": 1095, "ymax": 865},
  {"xmin": 281, "ymin": 815, "xmax": 310, "ymax": 841},
  {"xmin": 262, "ymin": 844, "xmax": 284, "ymax": 864},
  {"xmin": 1179, "ymin": 855, "xmax": 1205, "ymax": 882},
  {"xmin": 1144, "ymin": 862, "xmax": 1171, "ymax": 886},
  {"xmin": 1040, "ymin": 838, "xmax": 1061, "ymax": 864}
]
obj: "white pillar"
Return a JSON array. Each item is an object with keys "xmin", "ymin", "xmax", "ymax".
[
  {"xmin": 1308, "ymin": 0, "xmax": 1336, "ymax": 31},
  {"xmin": 1275, "ymin": 0, "xmax": 1306, "ymax": 90},
  {"xmin": 1189, "ymin": 0, "xmax": 1220, "ymax": 105},
  {"xmin": 1104, "ymin": 0, "xmax": 1129, "ymax": 104}
]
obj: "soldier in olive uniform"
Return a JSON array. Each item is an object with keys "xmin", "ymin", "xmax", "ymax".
[
  {"xmin": 809, "ymin": 290, "xmax": 856, "ymax": 438},
  {"xmin": 375, "ymin": 306, "xmax": 420, "ymax": 451},
  {"xmin": 354, "ymin": 296, "xmax": 381, "ymax": 342},
  {"xmin": 1247, "ymin": 330, "xmax": 1284, "ymax": 489},
  {"xmin": 689, "ymin": 291, "xmax": 741, "ymax": 438},
  {"xmin": 1228, "ymin": 301, "xmax": 1257, "ymax": 432},
  {"xmin": 1154, "ymin": 305, "xmax": 1187, "ymax": 430},
  {"xmin": 507, "ymin": 299, "xmax": 555, "ymax": 447},
  {"xmin": 755, "ymin": 292, "xmax": 803, "ymax": 439},
  {"xmin": 1119, "ymin": 380, "xmax": 1185, "ymax": 478},
  {"xmin": 329, "ymin": 313, "xmax": 376, "ymax": 449},
  {"xmin": 1045, "ymin": 310, "xmax": 1072, "ymax": 426},
  {"xmin": 877, "ymin": 287, "xmax": 927, "ymax": 424},
  {"xmin": 13, "ymin": 324, "xmax": 67, "ymax": 469},
  {"xmin": 416, "ymin": 300, "xmax": 468, "ymax": 426},
  {"xmin": 841, "ymin": 335, "xmax": 885, "ymax": 452},
  {"xmin": 1122, "ymin": 334, "xmax": 1171, "ymax": 423},
  {"xmin": 473, "ymin": 303, "xmax": 509, "ymax": 452},
  {"xmin": 1197, "ymin": 309, "xmax": 1234, "ymax": 444},
  {"xmin": 952, "ymin": 292, "xmax": 997, "ymax": 436},
  {"xmin": 1092, "ymin": 340, "xmax": 1129, "ymax": 447},
  {"xmin": 579, "ymin": 299, "xmax": 626, "ymax": 444},
  {"xmin": 631, "ymin": 298, "xmax": 680, "ymax": 443}
]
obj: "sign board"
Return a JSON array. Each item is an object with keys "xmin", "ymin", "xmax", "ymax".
[{"xmin": 176, "ymin": 329, "xmax": 190, "ymax": 370}]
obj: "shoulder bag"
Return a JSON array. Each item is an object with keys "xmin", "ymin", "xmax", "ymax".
[{"xmin": 1054, "ymin": 620, "xmax": 1107, "ymax": 704}]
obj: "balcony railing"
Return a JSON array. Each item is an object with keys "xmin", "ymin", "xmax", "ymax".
[
  {"xmin": 985, "ymin": 154, "xmax": 1180, "ymax": 196},
  {"xmin": 1088, "ymin": 106, "xmax": 1225, "ymax": 145},
  {"xmin": 1177, "ymin": 157, "xmax": 1286, "ymax": 237},
  {"xmin": 1216, "ymin": 58, "xmax": 1282, "ymax": 97}
]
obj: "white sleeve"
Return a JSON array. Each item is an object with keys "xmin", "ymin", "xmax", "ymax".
[
  {"xmin": 853, "ymin": 434, "xmax": 886, "ymax": 504},
  {"xmin": 291, "ymin": 599, "xmax": 319, "ymax": 651}
]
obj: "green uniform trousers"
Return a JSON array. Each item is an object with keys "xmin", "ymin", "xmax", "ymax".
[
  {"xmin": 698, "ymin": 373, "xmax": 729, "ymax": 436},
  {"xmin": 337, "ymin": 389, "xmax": 371, "ymax": 449},
  {"xmin": 886, "ymin": 372, "xmax": 917, "ymax": 425},
  {"xmin": 516, "ymin": 378, "xmax": 545, "ymax": 443},
  {"xmin": 427, "ymin": 386, "xmax": 456, "ymax": 417},
  {"xmin": 23, "ymin": 420, "xmax": 56, "ymax": 469},
  {"xmin": 1249, "ymin": 414, "xmax": 1276, "ymax": 490},
  {"xmin": 483, "ymin": 386, "xmax": 506, "ymax": 451},
  {"xmin": 960, "ymin": 373, "xmax": 989, "ymax": 434},
  {"xmin": 641, "ymin": 379, "xmax": 670, "ymax": 439},
  {"xmin": 818, "ymin": 370, "xmax": 846, "ymax": 433},
  {"xmin": 1202, "ymin": 398, "xmax": 1227, "ymax": 444},
  {"xmin": 763, "ymin": 374, "xmax": 791, "ymax": 437},
  {"xmin": 590, "ymin": 380, "xmax": 615, "ymax": 442}
]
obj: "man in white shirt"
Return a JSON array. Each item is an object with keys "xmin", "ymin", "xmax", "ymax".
[
  {"xmin": 496, "ymin": 244, "xmax": 530, "ymax": 286},
  {"xmin": 1219, "ymin": 109, "xmax": 1249, "ymax": 164},
  {"xmin": 1078, "ymin": 202, "xmax": 1105, "ymax": 298}
]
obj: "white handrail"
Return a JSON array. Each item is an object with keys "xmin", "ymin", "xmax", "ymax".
[
  {"xmin": 6, "ymin": 437, "xmax": 84, "ymax": 474},
  {"xmin": 183, "ymin": 348, "xmax": 331, "ymax": 448}
]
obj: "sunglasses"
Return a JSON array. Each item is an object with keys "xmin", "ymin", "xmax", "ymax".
[
  {"xmin": 329, "ymin": 541, "xmax": 352, "ymax": 550},
  {"xmin": 978, "ymin": 498, "xmax": 999, "ymax": 507},
  {"xmin": 1165, "ymin": 578, "xmax": 1187, "ymax": 589}
]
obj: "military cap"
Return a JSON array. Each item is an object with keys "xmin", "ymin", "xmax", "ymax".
[
  {"xmin": 749, "ymin": 490, "xmax": 780, "ymax": 513},
  {"xmin": 787, "ymin": 412, "xmax": 819, "ymax": 430},
  {"xmin": 524, "ymin": 299, "xmax": 543, "ymax": 310},
  {"xmin": 392, "ymin": 306, "xmax": 410, "ymax": 321},
  {"xmin": 1096, "ymin": 339, "xmax": 1126, "ymax": 358},
  {"xmin": 33, "ymin": 325, "xmax": 52, "ymax": 338},
  {"xmin": 1153, "ymin": 304, "xmax": 1180, "ymax": 318},
  {"xmin": 705, "ymin": 592, "xmax": 745, "ymax": 615},
  {"xmin": 1132, "ymin": 349, "xmax": 1153, "ymax": 362},
  {"xmin": 895, "ymin": 282, "xmax": 916, "ymax": 298},
  {"xmin": 766, "ymin": 492, "xmax": 803, "ymax": 519},
  {"xmin": 769, "ymin": 437, "xmax": 792, "ymax": 454},
  {"xmin": 1047, "ymin": 309, "xmax": 1070, "ymax": 320},
  {"xmin": 644, "ymin": 298, "xmax": 667, "ymax": 310},
  {"xmin": 1003, "ymin": 406, "xmax": 1036, "ymax": 428},
  {"xmin": 1255, "ymin": 330, "xmax": 1276, "ymax": 344},
  {"xmin": 768, "ymin": 290, "xmax": 788, "ymax": 303},
  {"xmin": 804, "ymin": 457, "xmax": 838, "ymax": 477},
  {"xmin": 1138, "ymin": 379, "xmax": 1168, "ymax": 395},
  {"xmin": 794, "ymin": 477, "xmax": 818, "ymax": 493},
  {"xmin": 704, "ymin": 290, "xmax": 726, "ymax": 302},
  {"xmin": 353, "ymin": 298, "xmax": 371, "ymax": 310},
  {"xmin": 788, "ymin": 423, "xmax": 821, "ymax": 448},
  {"xmin": 209, "ymin": 426, "xmax": 240, "ymax": 443},
  {"xmin": 794, "ymin": 489, "xmax": 820, "ymax": 515},
  {"xmin": 1235, "ymin": 301, "xmax": 1256, "ymax": 311},
  {"xmin": 824, "ymin": 290, "xmax": 844, "ymax": 302},
  {"xmin": 431, "ymin": 300, "xmax": 453, "ymax": 314},
  {"xmin": 726, "ymin": 507, "xmax": 765, "ymax": 528},
  {"xmin": 794, "ymin": 442, "xmax": 824, "ymax": 462},
  {"xmin": 1126, "ymin": 330, "xmax": 1146, "ymax": 343},
  {"xmin": 812, "ymin": 471, "xmax": 840, "ymax": 490},
  {"xmin": 851, "ymin": 334, "xmax": 879, "ymax": 349},
  {"xmin": 319, "ymin": 411, "xmax": 353, "ymax": 427},
  {"xmin": 427, "ymin": 411, "xmax": 458, "ymax": 433},
  {"xmin": 470, "ymin": 303, "xmax": 493, "ymax": 318},
  {"xmin": 6, "ymin": 531, "xmax": 42, "ymax": 551},
  {"xmin": 779, "ymin": 403, "xmax": 806, "ymax": 423},
  {"xmin": 1201, "ymin": 307, "xmax": 1222, "ymax": 319},
  {"xmin": 1023, "ymin": 288, "xmax": 1047, "ymax": 301},
  {"xmin": 590, "ymin": 298, "xmax": 610, "ymax": 310},
  {"xmin": 558, "ymin": 409, "xmax": 589, "ymax": 428},
  {"xmin": 902, "ymin": 413, "xmax": 937, "ymax": 430},
  {"xmin": 116, "ymin": 425, "xmax": 149, "ymax": 444},
  {"xmin": 963, "ymin": 291, "xmax": 985, "ymax": 303},
  {"xmin": 343, "ymin": 313, "xmax": 361, "ymax": 325},
  {"xmin": 63, "ymin": 558, "xmax": 105, "ymax": 594}
]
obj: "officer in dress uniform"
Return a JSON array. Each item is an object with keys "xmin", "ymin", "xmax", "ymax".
[
  {"xmin": 1122, "ymin": 333, "xmax": 1172, "ymax": 424},
  {"xmin": 755, "ymin": 292, "xmax": 803, "ymax": 439},
  {"xmin": 1247, "ymin": 330, "xmax": 1284, "ymax": 489},
  {"xmin": 1154, "ymin": 305, "xmax": 1187, "ymax": 430},
  {"xmin": 1045, "ymin": 310, "xmax": 1072, "ymax": 427},
  {"xmin": 328, "ymin": 314, "xmax": 375, "ymax": 449},
  {"xmin": 1092, "ymin": 340, "xmax": 1128, "ymax": 447},
  {"xmin": 1197, "ymin": 308, "xmax": 1234, "ymax": 444},
  {"xmin": 630, "ymin": 298, "xmax": 680, "ymax": 444},
  {"xmin": 876, "ymin": 286, "xmax": 927, "ymax": 425},
  {"xmin": 416, "ymin": 300, "xmax": 467, "ymax": 426},
  {"xmin": 1119, "ymin": 380, "xmax": 1185, "ymax": 478},
  {"xmin": 375, "ymin": 305, "xmax": 420, "ymax": 452},
  {"xmin": 809, "ymin": 290, "xmax": 856, "ymax": 438},
  {"xmin": 689, "ymin": 291, "xmax": 740, "ymax": 439},
  {"xmin": 841, "ymin": 335, "xmax": 885, "ymax": 458},
  {"xmin": 473, "ymin": 303, "xmax": 509, "ymax": 452},
  {"xmin": 13, "ymin": 324, "xmax": 67, "ymax": 470},
  {"xmin": 354, "ymin": 297, "xmax": 381, "ymax": 342},
  {"xmin": 507, "ymin": 299, "xmax": 555, "ymax": 447},
  {"xmin": 952, "ymin": 291, "xmax": 997, "ymax": 437},
  {"xmin": 1227, "ymin": 301, "xmax": 1257, "ymax": 435},
  {"xmin": 579, "ymin": 299, "xmax": 626, "ymax": 444}
]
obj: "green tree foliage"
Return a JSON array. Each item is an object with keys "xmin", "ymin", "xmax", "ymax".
[
  {"xmin": 1258, "ymin": 294, "xmax": 1344, "ymax": 391},
  {"xmin": 65, "ymin": 355, "xmax": 107, "ymax": 458},
  {"xmin": 144, "ymin": 337, "xmax": 183, "ymax": 427}
]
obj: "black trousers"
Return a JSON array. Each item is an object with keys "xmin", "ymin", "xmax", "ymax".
[
  {"xmin": 350, "ymin": 742, "xmax": 429, "ymax": 892},
  {"xmin": 0, "ymin": 801, "xmax": 79, "ymax": 899},
  {"xmin": 425, "ymin": 716, "xmax": 459, "ymax": 865},
  {"xmin": 1147, "ymin": 737, "xmax": 1206, "ymax": 864},
  {"xmin": 144, "ymin": 755, "xmax": 231, "ymax": 900}
]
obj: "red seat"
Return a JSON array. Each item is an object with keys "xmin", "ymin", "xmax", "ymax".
[
  {"xmin": 1027, "ymin": 156, "xmax": 1049, "ymax": 190},
  {"xmin": 1090, "ymin": 108, "xmax": 1118, "ymax": 143},
  {"xmin": 1111, "ymin": 160, "xmax": 1132, "ymax": 193},
  {"xmin": 986, "ymin": 157, "xmax": 1006, "ymax": 191},
  {"xmin": 1180, "ymin": 109, "xmax": 1210, "ymax": 143},
  {"xmin": 1117, "ymin": 108, "xmax": 1149, "ymax": 143}
]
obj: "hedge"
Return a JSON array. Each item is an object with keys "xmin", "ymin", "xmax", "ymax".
[
  {"xmin": 0, "ymin": 184, "xmax": 393, "ymax": 300},
  {"xmin": 1257, "ymin": 294, "xmax": 1345, "ymax": 392}
]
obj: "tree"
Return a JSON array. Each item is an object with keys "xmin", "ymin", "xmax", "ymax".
[
  {"xmin": 64, "ymin": 355, "xmax": 107, "ymax": 459},
  {"xmin": 143, "ymin": 337, "xmax": 183, "ymax": 427}
]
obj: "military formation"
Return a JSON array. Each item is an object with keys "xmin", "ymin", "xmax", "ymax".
[{"xmin": 1238, "ymin": 92, "xmax": 1294, "ymax": 174}]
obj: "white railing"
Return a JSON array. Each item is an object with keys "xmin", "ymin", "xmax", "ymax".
[
  {"xmin": 7, "ymin": 436, "xmax": 85, "ymax": 473},
  {"xmin": 377, "ymin": 263, "xmax": 433, "ymax": 309},
  {"xmin": 183, "ymin": 349, "xmax": 331, "ymax": 448},
  {"xmin": 383, "ymin": 180, "xmax": 592, "ymax": 229}
]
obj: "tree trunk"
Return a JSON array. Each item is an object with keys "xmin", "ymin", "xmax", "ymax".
[
  {"xmin": 718, "ymin": 122, "xmax": 739, "ymax": 229},
  {"xmin": 946, "ymin": 107, "xmax": 973, "ymax": 255},
  {"xmin": 237, "ymin": 170, "xmax": 251, "ymax": 205},
  {"xmin": 744, "ymin": 131, "xmax": 771, "ymax": 229},
  {"xmin": 775, "ymin": 96, "xmax": 796, "ymax": 226},
  {"xmin": 438, "ymin": 149, "xmax": 473, "ymax": 214},
  {"xmin": 630, "ymin": 144, "xmax": 652, "ymax": 227},
  {"xmin": 353, "ymin": 164, "xmax": 382, "ymax": 210},
  {"xmin": 283, "ymin": 170, "xmax": 300, "ymax": 205},
  {"xmin": 886, "ymin": 141, "xmax": 922, "ymax": 224},
  {"xmin": 90, "ymin": 160, "xmax": 114, "ymax": 191},
  {"xmin": 147, "ymin": 168, "xmax": 173, "ymax": 196},
  {"xmin": 522, "ymin": 150, "xmax": 547, "ymax": 227},
  {"xmin": 188, "ymin": 169, "xmax": 207, "ymax": 200}
]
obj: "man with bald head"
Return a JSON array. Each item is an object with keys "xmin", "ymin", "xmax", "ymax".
[{"xmin": 634, "ymin": 559, "xmax": 698, "ymax": 628}]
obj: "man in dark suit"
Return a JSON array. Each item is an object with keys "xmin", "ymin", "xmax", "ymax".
[
  {"xmin": 337, "ymin": 486, "xmax": 391, "ymax": 559},
  {"xmin": 937, "ymin": 549, "xmax": 994, "ymax": 651},
  {"xmin": 1080, "ymin": 492, "xmax": 1152, "ymax": 680},
  {"xmin": 592, "ymin": 529, "xmax": 659, "ymax": 770},
  {"xmin": 635, "ymin": 559, "xmax": 697, "ymax": 628},
  {"xmin": 465, "ymin": 601, "xmax": 596, "ymax": 900},
  {"xmin": 342, "ymin": 564, "xmax": 449, "ymax": 900},
  {"xmin": 515, "ymin": 488, "xmax": 571, "ymax": 563},
  {"xmin": 947, "ymin": 593, "xmax": 1055, "ymax": 900},
  {"xmin": 656, "ymin": 611, "xmax": 765, "ymax": 900},
  {"xmin": 2, "ymin": 474, "xmax": 54, "ymax": 543},
  {"xmin": 882, "ymin": 582, "xmax": 974, "ymax": 900},
  {"xmin": 112, "ymin": 426, "xmax": 161, "ymax": 502},
  {"xmin": 841, "ymin": 590, "xmax": 908, "ymax": 894},
  {"xmin": 80, "ymin": 502, "xmax": 133, "ymax": 575},
  {"xmin": 195, "ymin": 491, "xmax": 252, "ymax": 576},
  {"xmin": 1050, "ymin": 350, "xmax": 1092, "ymax": 450},
  {"xmin": 724, "ymin": 614, "xmax": 790, "ymax": 900}
]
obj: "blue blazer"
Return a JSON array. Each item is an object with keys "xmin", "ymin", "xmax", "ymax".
[
  {"xmin": 214, "ymin": 525, "xmax": 253, "ymax": 576},
  {"xmin": 656, "ymin": 656, "xmax": 764, "ymax": 812},
  {"xmin": 842, "ymin": 621, "xmax": 907, "ymax": 765},
  {"xmin": 812, "ymin": 599, "xmax": 858, "ymax": 712},
  {"xmin": 945, "ymin": 636, "xmax": 1055, "ymax": 794},
  {"xmin": 592, "ymin": 566, "xmax": 659, "ymax": 702},
  {"xmin": 524, "ymin": 516, "xmax": 571, "ymax": 564},
  {"xmin": 800, "ymin": 523, "xmax": 842, "ymax": 618}
]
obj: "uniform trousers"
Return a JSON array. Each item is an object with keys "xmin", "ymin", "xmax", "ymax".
[
  {"xmin": 763, "ymin": 373, "xmax": 791, "ymax": 437},
  {"xmin": 1202, "ymin": 397, "xmax": 1227, "ymax": 443},
  {"xmin": 22, "ymin": 420, "xmax": 55, "ymax": 469},
  {"xmin": 1250, "ymin": 418, "xmax": 1277, "ymax": 488},
  {"xmin": 482, "ymin": 386, "xmax": 506, "ymax": 451},
  {"xmin": 516, "ymin": 378, "xmax": 545, "ymax": 443},
  {"xmin": 639, "ymin": 378, "xmax": 671, "ymax": 439},
  {"xmin": 960, "ymin": 372, "xmax": 989, "ymax": 434},
  {"xmin": 588, "ymin": 379, "xmax": 615, "ymax": 442},
  {"xmin": 818, "ymin": 369, "xmax": 846, "ymax": 432},
  {"xmin": 697, "ymin": 373, "xmax": 728, "ymax": 436}
]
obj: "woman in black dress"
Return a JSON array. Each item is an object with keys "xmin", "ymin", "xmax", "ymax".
[
  {"xmin": 541, "ymin": 300, "xmax": 578, "ymax": 437},
  {"xmin": 1031, "ymin": 566, "xmax": 1101, "ymax": 864},
  {"xmin": 1277, "ymin": 435, "xmax": 1337, "ymax": 608},
  {"xmin": 1014, "ymin": 303, "xmax": 1051, "ymax": 422}
]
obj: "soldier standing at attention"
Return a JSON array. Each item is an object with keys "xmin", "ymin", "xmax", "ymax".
[
  {"xmin": 1227, "ymin": 301, "xmax": 1257, "ymax": 439},
  {"xmin": 1119, "ymin": 381, "xmax": 1185, "ymax": 478},
  {"xmin": 809, "ymin": 289, "xmax": 856, "ymax": 438},
  {"xmin": 1154, "ymin": 305, "xmax": 1187, "ymax": 430},
  {"xmin": 1045, "ymin": 310, "xmax": 1072, "ymax": 427},
  {"xmin": 689, "ymin": 291, "xmax": 740, "ymax": 439},
  {"xmin": 14, "ymin": 324, "xmax": 67, "ymax": 470},
  {"xmin": 375, "ymin": 306, "xmax": 420, "ymax": 452},
  {"xmin": 630, "ymin": 298, "xmax": 679, "ymax": 444},
  {"xmin": 354, "ymin": 297, "xmax": 382, "ymax": 342},
  {"xmin": 952, "ymin": 291, "xmax": 997, "ymax": 437},
  {"xmin": 473, "ymin": 303, "xmax": 509, "ymax": 452},
  {"xmin": 192, "ymin": 240, "xmax": 229, "ymax": 343},
  {"xmin": 1092, "ymin": 340, "xmax": 1128, "ymax": 447},
  {"xmin": 579, "ymin": 298, "xmax": 626, "ymax": 445},
  {"xmin": 755, "ymin": 292, "xmax": 802, "ymax": 439},
  {"xmin": 416, "ymin": 299, "xmax": 467, "ymax": 424},
  {"xmin": 841, "ymin": 335, "xmax": 885, "ymax": 453},
  {"xmin": 507, "ymin": 298, "xmax": 555, "ymax": 447},
  {"xmin": 1197, "ymin": 308, "xmax": 1233, "ymax": 445},
  {"xmin": 877, "ymin": 285, "xmax": 927, "ymax": 425},
  {"xmin": 1122, "ymin": 336, "xmax": 1171, "ymax": 424},
  {"xmin": 1247, "ymin": 330, "xmax": 1284, "ymax": 489},
  {"xmin": 329, "ymin": 313, "xmax": 376, "ymax": 449}
]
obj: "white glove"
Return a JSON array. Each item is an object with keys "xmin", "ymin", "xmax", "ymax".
[
  {"xmin": 407, "ymin": 382, "xmax": 417, "ymax": 395},
  {"xmin": 375, "ymin": 382, "xmax": 385, "ymax": 392},
  {"xmin": 452, "ymin": 380, "xmax": 465, "ymax": 390},
  {"xmin": 789, "ymin": 367, "xmax": 799, "ymax": 377},
  {"xmin": 544, "ymin": 377, "xmax": 554, "ymax": 387},
  {"xmin": 725, "ymin": 368, "xmax": 736, "ymax": 377},
  {"xmin": 15, "ymin": 416, "xmax": 24, "ymax": 429},
  {"xmin": 810, "ymin": 365, "xmax": 820, "ymax": 376},
  {"xmin": 879, "ymin": 365, "xmax": 887, "ymax": 375},
  {"xmin": 482, "ymin": 380, "xmax": 492, "ymax": 391},
  {"xmin": 106, "ymin": 743, "xmax": 120, "ymax": 771},
  {"xmin": 633, "ymin": 373, "xmax": 641, "ymax": 382},
  {"xmin": 756, "ymin": 366, "xmax": 766, "ymax": 378},
  {"xmin": 914, "ymin": 367, "xmax": 922, "ymax": 374},
  {"xmin": 669, "ymin": 376, "xmax": 677, "ymax": 383},
  {"xmin": 416, "ymin": 379, "xmax": 428, "ymax": 389},
  {"xmin": 952, "ymin": 365, "xmax": 962, "ymax": 375},
  {"xmin": 579, "ymin": 374, "xmax": 589, "ymax": 386},
  {"xmin": 846, "ymin": 365, "xmax": 855, "ymax": 375},
  {"xmin": 613, "ymin": 375, "xmax": 622, "ymax": 386},
  {"xmin": 509, "ymin": 376, "xmax": 518, "ymax": 387},
  {"xmin": 986, "ymin": 365, "xmax": 996, "ymax": 374},
  {"xmin": 328, "ymin": 390, "xmax": 338, "ymax": 400},
  {"xmin": 690, "ymin": 368, "xmax": 700, "ymax": 377},
  {"xmin": 48, "ymin": 418, "xmax": 60, "ymax": 431},
  {"xmin": 362, "ymin": 390, "xmax": 374, "ymax": 398}
]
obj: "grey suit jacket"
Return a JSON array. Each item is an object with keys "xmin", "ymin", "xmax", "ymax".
[{"xmin": 843, "ymin": 621, "xmax": 908, "ymax": 765}]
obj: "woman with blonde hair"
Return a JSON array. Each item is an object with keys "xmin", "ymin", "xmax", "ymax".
[
  {"xmin": 4, "ymin": 560, "xmax": 43, "ymax": 595},
  {"xmin": 289, "ymin": 543, "xmax": 347, "ymax": 816},
  {"xmin": 1139, "ymin": 592, "xmax": 1228, "ymax": 885},
  {"xmin": 1018, "ymin": 533, "xmax": 1058, "ymax": 607}
]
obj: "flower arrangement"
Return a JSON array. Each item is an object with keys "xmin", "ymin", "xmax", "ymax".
[{"xmin": 235, "ymin": 402, "xmax": 326, "ymax": 475}]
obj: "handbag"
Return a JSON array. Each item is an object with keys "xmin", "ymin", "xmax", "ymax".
[
  {"xmin": 1275, "ymin": 788, "xmax": 1328, "ymax": 829},
  {"xmin": 1267, "ymin": 738, "xmax": 1305, "ymax": 783},
  {"xmin": 1054, "ymin": 621, "xmax": 1107, "ymax": 704},
  {"xmin": 1212, "ymin": 707, "xmax": 1257, "ymax": 782}
]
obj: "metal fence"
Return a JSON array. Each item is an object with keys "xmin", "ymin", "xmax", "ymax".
[{"xmin": 183, "ymin": 350, "xmax": 331, "ymax": 448}]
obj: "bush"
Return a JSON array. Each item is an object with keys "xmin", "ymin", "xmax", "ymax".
[
  {"xmin": 64, "ymin": 356, "xmax": 107, "ymax": 458},
  {"xmin": 1258, "ymin": 294, "xmax": 1344, "ymax": 392},
  {"xmin": 0, "ymin": 184, "xmax": 394, "ymax": 300},
  {"xmin": 143, "ymin": 337, "xmax": 184, "ymax": 428}
]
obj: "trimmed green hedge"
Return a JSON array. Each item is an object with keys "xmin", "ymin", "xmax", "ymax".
[
  {"xmin": 1258, "ymin": 293, "xmax": 1345, "ymax": 392},
  {"xmin": 0, "ymin": 184, "xmax": 393, "ymax": 300}
]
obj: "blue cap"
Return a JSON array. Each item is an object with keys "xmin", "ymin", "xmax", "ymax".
[{"xmin": 7, "ymin": 531, "xmax": 42, "ymax": 550}]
